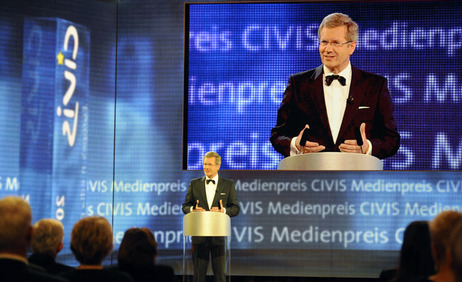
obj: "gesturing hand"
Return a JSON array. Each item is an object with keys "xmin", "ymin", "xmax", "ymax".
[
  {"xmin": 211, "ymin": 199, "xmax": 225, "ymax": 213},
  {"xmin": 296, "ymin": 124, "xmax": 325, "ymax": 154},
  {"xmin": 339, "ymin": 123, "xmax": 369, "ymax": 154},
  {"xmin": 194, "ymin": 200, "xmax": 205, "ymax": 212}
]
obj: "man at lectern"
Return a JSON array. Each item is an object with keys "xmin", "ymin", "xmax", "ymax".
[
  {"xmin": 182, "ymin": 151, "xmax": 239, "ymax": 282},
  {"xmin": 270, "ymin": 12, "xmax": 400, "ymax": 160}
]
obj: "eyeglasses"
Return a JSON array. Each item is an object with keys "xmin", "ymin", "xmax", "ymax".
[{"xmin": 319, "ymin": 40, "xmax": 352, "ymax": 48}]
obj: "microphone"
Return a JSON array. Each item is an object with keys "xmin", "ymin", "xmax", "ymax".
[
  {"xmin": 299, "ymin": 127, "xmax": 311, "ymax": 147},
  {"xmin": 347, "ymin": 96, "xmax": 354, "ymax": 105},
  {"xmin": 355, "ymin": 127, "xmax": 363, "ymax": 153}
]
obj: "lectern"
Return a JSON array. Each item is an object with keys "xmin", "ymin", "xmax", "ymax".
[
  {"xmin": 277, "ymin": 152, "xmax": 383, "ymax": 170},
  {"xmin": 183, "ymin": 212, "xmax": 231, "ymax": 282}
]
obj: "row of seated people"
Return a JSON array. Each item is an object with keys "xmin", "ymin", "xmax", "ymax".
[
  {"xmin": 379, "ymin": 210, "xmax": 462, "ymax": 282},
  {"xmin": 0, "ymin": 196, "xmax": 176, "ymax": 282},
  {"xmin": 3, "ymin": 194, "xmax": 462, "ymax": 282}
]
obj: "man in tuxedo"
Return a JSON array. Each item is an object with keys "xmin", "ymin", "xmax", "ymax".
[
  {"xmin": 0, "ymin": 196, "xmax": 68, "ymax": 282},
  {"xmin": 270, "ymin": 12, "xmax": 400, "ymax": 160},
  {"xmin": 182, "ymin": 151, "xmax": 239, "ymax": 282}
]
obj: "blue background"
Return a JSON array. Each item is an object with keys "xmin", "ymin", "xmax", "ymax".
[{"xmin": 0, "ymin": 0, "xmax": 461, "ymax": 278}]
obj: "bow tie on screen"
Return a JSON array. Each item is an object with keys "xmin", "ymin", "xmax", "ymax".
[
  {"xmin": 206, "ymin": 179, "xmax": 215, "ymax": 184},
  {"xmin": 325, "ymin": 74, "xmax": 346, "ymax": 86}
]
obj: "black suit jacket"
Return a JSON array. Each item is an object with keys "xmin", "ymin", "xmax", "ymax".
[
  {"xmin": 115, "ymin": 264, "xmax": 177, "ymax": 282},
  {"xmin": 28, "ymin": 253, "xmax": 73, "ymax": 275},
  {"xmin": 182, "ymin": 176, "xmax": 239, "ymax": 244},
  {"xmin": 0, "ymin": 258, "xmax": 69, "ymax": 282},
  {"xmin": 60, "ymin": 268, "xmax": 134, "ymax": 282},
  {"xmin": 270, "ymin": 65, "xmax": 400, "ymax": 159}
]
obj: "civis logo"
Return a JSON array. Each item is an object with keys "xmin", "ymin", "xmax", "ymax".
[{"xmin": 56, "ymin": 25, "xmax": 79, "ymax": 147}]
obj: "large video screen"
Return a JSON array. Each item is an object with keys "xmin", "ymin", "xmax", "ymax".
[
  {"xmin": 184, "ymin": 1, "xmax": 462, "ymax": 170},
  {"xmin": 1, "ymin": 0, "xmax": 462, "ymax": 280}
]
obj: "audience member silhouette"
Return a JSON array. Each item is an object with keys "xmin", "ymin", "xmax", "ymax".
[
  {"xmin": 28, "ymin": 218, "xmax": 73, "ymax": 274},
  {"xmin": 117, "ymin": 227, "xmax": 176, "ymax": 282},
  {"xmin": 449, "ymin": 220, "xmax": 462, "ymax": 282},
  {"xmin": 380, "ymin": 221, "xmax": 435, "ymax": 282},
  {"xmin": 60, "ymin": 216, "xmax": 133, "ymax": 282},
  {"xmin": 418, "ymin": 210, "xmax": 462, "ymax": 282},
  {"xmin": 0, "ymin": 196, "xmax": 68, "ymax": 282}
]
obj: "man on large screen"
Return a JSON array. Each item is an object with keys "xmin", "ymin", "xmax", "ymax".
[
  {"xmin": 182, "ymin": 151, "xmax": 239, "ymax": 282},
  {"xmin": 270, "ymin": 12, "xmax": 400, "ymax": 160}
]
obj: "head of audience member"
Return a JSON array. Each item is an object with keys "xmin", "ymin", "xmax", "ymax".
[
  {"xmin": 393, "ymin": 220, "xmax": 435, "ymax": 282},
  {"xmin": 449, "ymin": 220, "xmax": 462, "ymax": 282},
  {"xmin": 430, "ymin": 211, "xmax": 462, "ymax": 270},
  {"xmin": 31, "ymin": 219, "xmax": 65, "ymax": 259},
  {"xmin": 118, "ymin": 227, "xmax": 157, "ymax": 270},
  {"xmin": 70, "ymin": 216, "xmax": 113, "ymax": 266},
  {"xmin": 0, "ymin": 196, "xmax": 33, "ymax": 257}
]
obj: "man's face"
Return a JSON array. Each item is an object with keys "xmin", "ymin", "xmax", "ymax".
[
  {"xmin": 203, "ymin": 157, "xmax": 220, "ymax": 179},
  {"xmin": 319, "ymin": 25, "xmax": 356, "ymax": 74}
]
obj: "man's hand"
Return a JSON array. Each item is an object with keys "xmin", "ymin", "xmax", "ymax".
[
  {"xmin": 295, "ymin": 124, "xmax": 325, "ymax": 154},
  {"xmin": 210, "ymin": 199, "xmax": 225, "ymax": 213},
  {"xmin": 194, "ymin": 200, "xmax": 206, "ymax": 212},
  {"xmin": 339, "ymin": 123, "xmax": 369, "ymax": 154}
]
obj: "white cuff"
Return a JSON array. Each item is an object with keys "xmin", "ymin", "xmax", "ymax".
[
  {"xmin": 365, "ymin": 140, "xmax": 372, "ymax": 155},
  {"xmin": 290, "ymin": 137, "xmax": 302, "ymax": 156}
]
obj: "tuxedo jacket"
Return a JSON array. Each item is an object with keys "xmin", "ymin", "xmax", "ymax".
[
  {"xmin": 182, "ymin": 176, "xmax": 239, "ymax": 245},
  {"xmin": 182, "ymin": 176, "xmax": 239, "ymax": 217},
  {"xmin": 270, "ymin": 65, "xmax": 400, "ymax": 159}
]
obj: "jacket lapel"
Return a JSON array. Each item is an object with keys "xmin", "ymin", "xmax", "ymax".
[
  {"xmin": 336, "ymin": 66, "xmax": 366, "ymax": 144},
  {"xmin": 199, "ymin": 176, "xmax": 209, "ymax": 210},
  {"xmin": 312, "ymin": 65, "xmax": 334, "ymax": 144},
  {"xmin": 210, "ymin": 177, "xmax": 221, "ymax": 208}
]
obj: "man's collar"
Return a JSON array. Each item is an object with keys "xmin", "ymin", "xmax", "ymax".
[
  {"xmin": 323, "ymin": 61, "xmax": 352, "ymax": 76},
  {"xmin": 205, "ymin": 175, "xmax": 219, "ymax": 182},
  {"xmin": 0, "ymin": 253, "xmax": 28, "ymax": 264}
]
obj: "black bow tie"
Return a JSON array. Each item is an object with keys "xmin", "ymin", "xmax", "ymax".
[
  {"xmin": 206, "ymin": 179, "xmax": 215, "ymax": 184},
  {"xmin": 325, "ymin": 75, "xmax": 346, "ymax": 86}
]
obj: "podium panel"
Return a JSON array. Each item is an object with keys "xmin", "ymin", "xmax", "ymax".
[
  {"xmin": 183, "ymin": 212, "xmax": 231, "ymax": 236},
  {"xmin": 183, "ymin": 212, "xmax": 231, "ymax": 282},
  {"xmin": 277, "ymin": 152, "xmax": 383, "ymax": 170}
]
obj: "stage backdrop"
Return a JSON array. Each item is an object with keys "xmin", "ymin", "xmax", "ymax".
[{"xmin": 0, "ymin": 0, "xmax": 461, "ymax": 279}]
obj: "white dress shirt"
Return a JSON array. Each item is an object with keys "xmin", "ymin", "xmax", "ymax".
[
  {"xmin": 323, "ymin": 63, "xmax": 352, "ymax": 144},
  {"xmin": 205, "ymin": 175, "xmax": 219, "ymax": 209}
]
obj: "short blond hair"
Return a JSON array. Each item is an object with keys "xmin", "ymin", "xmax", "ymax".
[
  {"xmin": 430, "ymin": 210, "xmax": 462, "ymax": 265},
  {"xmin": 0, "ymin": 196, "xmax": 31, "ymax": 253},
  {"xmin": 318, "ymin": 13, "xmax": 359, "ymax": 42},
  {"xmin": 31, "ymin": 219, "xmax": 64, "ymax": 257},
  {"xmin": 70, "ymin": 216, "xmax": 113, "ymax": 265},
  {"xmin": 204, "ymin": 151, "xmax": 221, "ymax": 165}
]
